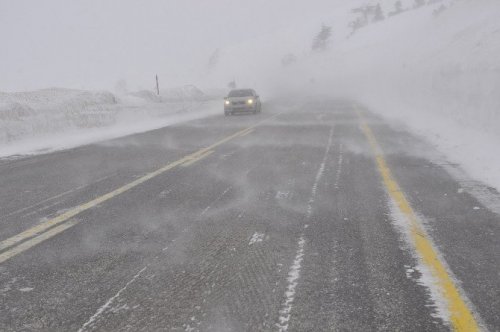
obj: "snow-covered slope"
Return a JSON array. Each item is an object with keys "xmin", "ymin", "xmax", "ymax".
[
  {"xmin": 326, "ymin": 0, "xmax": 500, "ymax": 192},
  {"xmin": 205, "ymin": 0, "xmax": 500, "ymax": 191}
]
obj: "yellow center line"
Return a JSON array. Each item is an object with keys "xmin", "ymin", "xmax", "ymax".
[
  {"xmin": 0, "ymin": 220, "xmax": 79, "ymax": 264},
  {"xmin": 181, "ymin": 150, "xmax": 214, "ymax": 167},
  {"xmin": 0, "ymin": 113, "xmax": 274, "ymax": 264},
  {"xmin": 355, "ymin": 106, "xmax": 481, "ymax": 332},
  {"xmin": 237, "ymin": 128, "xmax": 255, "ymax": 138}
]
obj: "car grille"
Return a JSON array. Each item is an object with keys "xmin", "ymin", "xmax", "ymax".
[{"xmin": 232, "ymin": 101, "xmax": 246, "ymax": 105}]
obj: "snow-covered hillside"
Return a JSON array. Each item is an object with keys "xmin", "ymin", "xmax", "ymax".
[
  {"xmin": 328, "ymin": 0, "xmax": 500, "ymax": 193},
  {"xmin": 204, "ymin": 0, "xmax": 500, "ymax": 191},
  {"xmin": 0, "ymin": 88, "xmax": 220, "ymax": 157}
]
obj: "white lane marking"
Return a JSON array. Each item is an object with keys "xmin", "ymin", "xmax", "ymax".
[
  {"xmin": 276, "ymin": 236, "xmax": 306, "ymax": 332},
  {"xmin": 200, "ymin": 186, "xmax": 232, "ymax": 216},
  {"xmin": 249, "ymin": 232, "xmax": 265, "ymax": 245},
  {"xmin": 78, "ymin": 266, "xmax": 148, "ymax": 332},
  {"xmin": 306, "ymin": 127, "xmax": 334, "ymax": 219},
  {"xmin": 334, "ymin": 143, "xmax": 343, "ymax": 189},
  {"xmin": 277, "ymin": 127, "xmax": 334, "ymax": 331},
  {"xmin": 160, "ymin": 186, "xmax": 233, "ymax": 252}
]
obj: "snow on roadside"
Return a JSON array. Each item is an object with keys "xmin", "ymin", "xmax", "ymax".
[
  {"xmin": 0, "ymin": 88, "xmax": 221, "ymax": 157},
  {"xmin": 388, "ymin": 198, "xmax": 451, "ymax": 326},
  {"xmin": 330, "ymin": 0, "xmax": 500, "ymax": 194}
]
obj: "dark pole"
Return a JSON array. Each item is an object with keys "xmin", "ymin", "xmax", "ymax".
[{"xmin": 156, "ymin": 75, "xmax": 160, "ymax": 95}]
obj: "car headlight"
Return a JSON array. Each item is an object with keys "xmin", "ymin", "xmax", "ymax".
[
  {"xmin": 247, "ymin": 99, "xmax": 254, "ymax": 104},
  {"xmin": 225, "ymin": 100, "xmax": 230, "ymax": 105}
]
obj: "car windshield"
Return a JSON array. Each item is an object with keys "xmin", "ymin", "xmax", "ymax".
[{"xmin": 228, "ymin": 89, "xmax": 253, "ymax": 97}]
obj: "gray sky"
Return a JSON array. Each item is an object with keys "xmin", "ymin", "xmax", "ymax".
[{"xmin": 0, "ymin": 0, "xmax": 345, "ymax": 91}]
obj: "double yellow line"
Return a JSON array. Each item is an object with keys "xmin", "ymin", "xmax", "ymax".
[
  {"xmin": 356, "ymin": 106, "xmax": 482, "ymax": 331},
  {"xmin": 0, "ymin": 116, "xmax": 272, "ymax": 265}
]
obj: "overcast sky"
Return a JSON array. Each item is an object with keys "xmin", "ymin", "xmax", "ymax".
[{"xmin": 0, "ymin": 0, "xmax": 346, "ymax": 92}]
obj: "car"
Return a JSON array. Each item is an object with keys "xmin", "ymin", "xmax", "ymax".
[{"xmin": 224, "ymin": 89, "xmax": 262, "ymax": 116}]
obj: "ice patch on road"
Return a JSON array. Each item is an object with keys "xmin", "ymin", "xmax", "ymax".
[{"xmin": 200, "ymin": 186, "xmax": 232, "ymax": 216}]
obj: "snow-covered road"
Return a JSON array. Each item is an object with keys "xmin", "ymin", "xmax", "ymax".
[{"xmin": 0, "ymin": 99, "xmax": 498, "ymax": 331}]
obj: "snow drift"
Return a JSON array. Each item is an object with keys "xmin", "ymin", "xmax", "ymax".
[
  {"xmin": 0, "ymin": 89, "xmax": 117, "ymax": 143},
  {"xmin": 0, "ymin": 87, "xmax": 220, "ymax": 157},
  {"xmin": 328, "ymin": 0, "xmax": 500, "ymax": 193}
]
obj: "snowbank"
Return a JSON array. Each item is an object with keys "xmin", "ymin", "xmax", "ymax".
[
  {"xmin": 0, "ymin": 89, "xmax": 117, "ymax": 144},
  {"xmin": 0, "ymin": 88, "xmax": 221, "ymax": 157},
  {"xmin": 160, "ymin": 85, "xmax": 208, "ymax": 102}
]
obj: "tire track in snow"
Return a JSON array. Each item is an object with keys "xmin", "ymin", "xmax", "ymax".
[
  {"xmin": 276, "ymin": 126, "xmax": 334, "ymax": 332},
  {"xmin": 200, "ymin": 186, "xmax": 232, "ymax": 216}
]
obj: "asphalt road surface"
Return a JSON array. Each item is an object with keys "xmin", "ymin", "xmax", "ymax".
[{"xmin": 0, "ymin": 99, "xmax": 499, "ymax": 332}]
